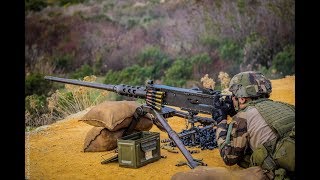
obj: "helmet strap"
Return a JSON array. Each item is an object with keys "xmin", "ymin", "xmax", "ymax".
[{"xmin": 233, "ymin": 97, "xmax": 240, "ymax": 112}]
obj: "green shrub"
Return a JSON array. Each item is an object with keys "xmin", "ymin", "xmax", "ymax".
[
  {"xmin": 243, "ymin": 33, "xmax": 271, "ymax": 69},
  {"xmin": 271, "ymin": 44, "xmax": 295, "ymax": 76},
  {"xmin": 25, "ymin": 0, "xmax": 48, "ymax": 11},
  {"xmin": 190, "ymin": 53, "xmax": 211, "ymax": 64},
  {"xmin": 199, "ymin": 35, "xmax": 220, "ymax": 48},
  {"xmin": 93, "ymin": 58, "xmax": 103, "ymax": 75},
  {"xmin": 52, "ymin": 54, "xmax": 73, "ymax": 72},
  {"xmin": 257, "ymin": 66, "xmax": 282, "ymax": 80},
  {"xmin": 25, "ymin": 94, "xmax": 47, "ymax": 115},
  {"xmin": 137, "ymin": 46, "xmax": 171, "ymax": 80},
  {"xmin": 137, "ymin": 46, "xmax": 168, "ymax": 66},
  {"xmin": 237, "ymin": 0, "xmax": 246, "ymax": 14},
  {"xmin": 58, "ymin": 0, "xmax": 87, "ymax": 6},
  {"xmin": 70, "ymin": 64, "xmax": 94, "ymax": 79},
  {"xmin": 189, "ymin": 53, "xmax": 212, "ymax": 79},
  {"xmin": 163, "ymin": 59, "xmax": 192, "ymax": 87},
  {"xmin": 218, "ymin": 39, "xmax": 243, "ymax": 63},
  {"xmin": 150, "ymin": 0, "xmax": 160, "ymax": 4},
  {"xmin": 25, "ymin": 73, "xmax": 52, "ymax": 96},
  {"xmin": 25, "ymin": 94, "xmax": 53, "ymax": 128},
  {"xmin": 214, "ymin": 0, "xmax": 223, "ymax": 9},
  {"xmin": 103, "ymin": 46, "xmax": 171, "ymax": 85},
  {"xmin": 126, "ymin": 18, "xmax": 139, "ymax": 29},
  {"xmin": 104, "ymin": 65, "xmax": 153, "ymax": 85}
]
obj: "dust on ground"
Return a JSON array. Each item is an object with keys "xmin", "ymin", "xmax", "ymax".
[{"xmin": 25, "ymin": 76, "xmax": 295, "ymax": 180}]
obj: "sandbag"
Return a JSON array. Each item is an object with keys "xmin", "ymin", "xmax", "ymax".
[
  {"xmin": 234, "ymin": 166, "xmax": 274, "ymax": 180},
  {"xmin": 83, "ymin": 127, "xmax": 125, "ymax": 152},
  {"xmin": 171, "ymin": 166, "xmax": 271, "ymax": 180},
  {"xmin": 79, "ymin": 101, "xmax": 153, "ymax": 131},
  {"xmin": 171, "ymin": 166, "xmax": 232, "ymax": 180},
  {"xmin": 134, "ymin": 113, "xmax": 154, "ymax": 131}
]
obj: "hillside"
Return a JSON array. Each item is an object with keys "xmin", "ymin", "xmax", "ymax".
[
  {"xmin": 25, "ymin": 75, "xmax": 295, "ymax": 179},
  {"xmin": 26, "ymin": 0, "xmax": 295, "ymax": 77}
]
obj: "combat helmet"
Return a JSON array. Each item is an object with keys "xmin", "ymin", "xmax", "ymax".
[{"xmin": 229, "ymin": 71, "xmax": 272, "ymax": 98}]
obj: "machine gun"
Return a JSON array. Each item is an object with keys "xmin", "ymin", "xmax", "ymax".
[{"xmin": 44, "ymin": 76, "xmax": 235, "ymax": 169}]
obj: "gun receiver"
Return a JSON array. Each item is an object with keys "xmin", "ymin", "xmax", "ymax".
[{"xmin": 44, "ymin": 76, "xmax": 233, "ymax": 169}]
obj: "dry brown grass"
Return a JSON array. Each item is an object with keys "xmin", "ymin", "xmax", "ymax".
[
  {"xmin": 200, "ymin": 74, "xmax": 215, "ymax": 89},
  {"xmin": 25, "ymin": 75, "xmax": 110, "ymax": 128},
  {"xmin": 47, "ymin": 75, "xmax": 109, "ymax": 119},
  {"xmin": 218, "ymin": 71, "xmax": 231, "ymax": 90}
]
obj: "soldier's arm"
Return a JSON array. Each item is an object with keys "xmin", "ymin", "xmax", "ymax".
[{"xmin": 215, "ymin": 116, "xmax": 249, "ymax": 166}]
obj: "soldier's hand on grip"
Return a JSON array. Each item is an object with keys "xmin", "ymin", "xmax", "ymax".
[
  {"xmin": 212, "ymin": 96, "xmax": 228, "ymax": 124},
  {"xmin": 224, "ymin": 95, "xmax": 236, "ymax": 117}
]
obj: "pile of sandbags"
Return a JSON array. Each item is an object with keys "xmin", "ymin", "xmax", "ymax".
[{"xmin": 79, "ymin": 101, "xmax": 154, "ymax": 152}]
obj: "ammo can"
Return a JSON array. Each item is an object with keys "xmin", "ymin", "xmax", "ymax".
[{"xmin": 117, "ymin": 131, "xmax": 161, "ymax": 168}]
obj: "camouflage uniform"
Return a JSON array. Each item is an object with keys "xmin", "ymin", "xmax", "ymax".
[
  {"xmin": 216, "ymin": 71, "xmax": 295, "ymax": 180},
  {"xmin": 216, "ymin": 105, "xmax": 278, "ymax": 166}
]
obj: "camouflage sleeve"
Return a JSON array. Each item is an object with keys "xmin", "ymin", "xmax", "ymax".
[{"xmin": 215, "ymin": 116, "xmax": 249, "ymax": 166}]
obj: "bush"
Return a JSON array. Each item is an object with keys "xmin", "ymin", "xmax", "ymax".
[
  {"xmin": 104, "ymin": 65, "xmax": 153, "ymax": 85},
  {"xmin": 25, "ymin": 94, "xmax": 47, "ymax": 115},
  {"xmin": 25, "ymin": 73, "xmax": 53, "ymax": 96},
  {"xmin": 237, "ymin": 0, "xmax": 246, "ymax": 14},
  {"xmin": 52, "ymin": 54, "xmax": 74, "ymax": 72},
  {"xmin": 163, "ymin": 59, "xmax": 192, "ymax": 87},
  {"xmin": 25, "ymin": 94, "xmax": 53, "ymax": 127},
  {"xmin": 257, "ymin": 66, "xmax": 282, "ymax": 80},
  {"xmin": 189, "ymin": 53, "xmax": 212, "ymax": 80},
  {"xmin": 241, "ymin": 33, "xmax": 272, "ymax": 71},
  {"xmin": 70, "ymin": 64, "xmax": 94, "ymax": 79},
  {"xmin": 93, "ymin": 58, "xmax": 103, "ymax": 75},
  {"xmin": 199, "ymin": 35, "xmax": 220, "ymax": 49},
  {"xmin": 190, "ymin": 53, "xmax": 212, "ymax": 65},
  {"xmin": 58, "ymin": 0, "xmax": 87, "ymax": 6},
  {"xmin": 25, "ymin": 0, "xmax": 48, "ymax": 11},
  {"xmin": 126, "ymin": 18, "xmax": 139, "ymax": 29},
  {"xmin": 137, "ymin": 46, "xmax": 171, "ymax": 80},
  {"xmin": 271, "ymin": 44, "xmax": 295, "ymax": 76},
  {"xmin": 218, "ymin": 39, "xmax": 243, "ymax": 63}
]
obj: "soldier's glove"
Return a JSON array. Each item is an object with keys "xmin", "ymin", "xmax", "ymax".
[
  {"xmin": 224, "ymin": 95, "xmax": 237, "ymax": 117},
  {"xmin": 212, "ymin": 96, "xmax": 228, "ymax": 124}
]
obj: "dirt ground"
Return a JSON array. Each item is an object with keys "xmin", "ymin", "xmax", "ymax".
[{"xmin": 25, "ymin": 76, "xmax": 295, "ymax": 180}]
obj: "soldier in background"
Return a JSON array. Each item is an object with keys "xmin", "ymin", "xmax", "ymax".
[{"xmin": 172, "ymin": 71, "xmax": 295, "ymax": 180}]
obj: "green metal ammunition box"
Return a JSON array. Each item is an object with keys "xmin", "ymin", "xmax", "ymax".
[{"xmin": 117, "ymin": 131, "xmax": 161, "ymax": 168}]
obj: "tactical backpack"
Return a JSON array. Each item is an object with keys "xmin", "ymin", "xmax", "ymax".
[{"xmin": 248, "ymin": 99, "xmax": 295, "ymax": 175}]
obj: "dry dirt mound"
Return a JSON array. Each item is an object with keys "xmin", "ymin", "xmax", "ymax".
[{"xmin": 25, "ymin": 76, "xmax": 295, "ymax": 180}]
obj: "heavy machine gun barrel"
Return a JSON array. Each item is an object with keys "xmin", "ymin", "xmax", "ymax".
[{"xmin": 44, "ymin": 76, "xmax": 147, "ymax": 98}]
